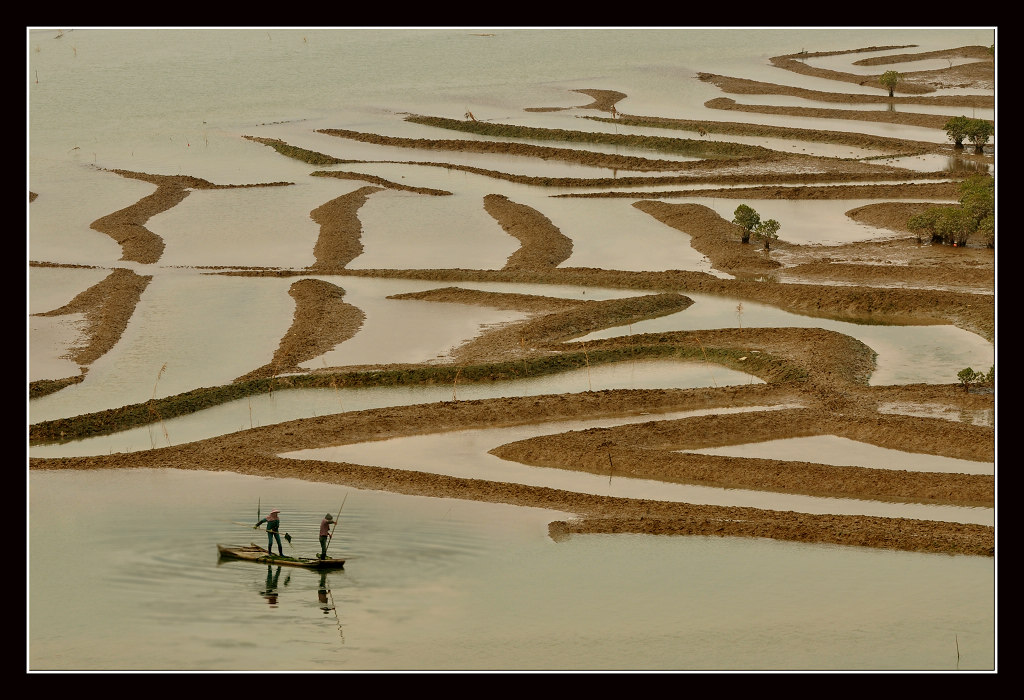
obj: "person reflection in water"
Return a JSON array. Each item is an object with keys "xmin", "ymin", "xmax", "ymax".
[
  {"xmin": 260, "ymin": 564, "xmax": 284, "ymax": 605},
  {"xmin": 318, "ymin": 571, "xmax": 333, "ymax": 614}
]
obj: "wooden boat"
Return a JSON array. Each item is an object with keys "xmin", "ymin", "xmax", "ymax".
[{"xmin": 217, "ymin": 543, "xmax": 346, "ymax": 569}]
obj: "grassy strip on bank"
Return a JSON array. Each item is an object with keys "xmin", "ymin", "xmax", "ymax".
[
  {"xmin": 404, "ymin": 114, "xmax": 778, "ymax": 159},
  {"xmin": 582, "ymin": 114, "xmax": 933, "ymax": 155},
  {"xmin": 310, "ymin": 170, "xmax": 452, "ymax": 195},
  {"xmin": 242, "ymin": 135, "xmax": 348, "ymax": 165},
  {"xmin": 29, "ymin": 346, "xmax": 802, "ymax": 445},
  {"xmin": 312, "ymin": 161, "xmax": 932, "ymax": 190},
  {"xmin": 29, "ymin": 375, "xmax": 85, "ymax": 399}
]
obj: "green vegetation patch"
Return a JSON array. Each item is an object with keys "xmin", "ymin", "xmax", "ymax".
[
  {"xmin": 29, "ymin": 375, "xmax": 85, "ymax": 400},
  {"xmin": 405, "ymin": 115, "xmax": 775, "ymax": 159},
  {"xmin": 243, "ymin": 135, "xmax": 347, "ymax": 165},
  {"xmin": 29, "ymin": 346, "xmax": 802, "ymax": 445},
  {"xmin": 584, "ymin": 115, "xmax": 930, "ymax": 155}
]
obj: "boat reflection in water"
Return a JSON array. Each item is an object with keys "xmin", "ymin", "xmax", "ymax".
[{"xmin": 247, "ymin": 563, "xmax": 345, "ymax": 641}]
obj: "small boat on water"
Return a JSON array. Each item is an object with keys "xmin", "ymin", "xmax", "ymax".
[{"xmin": 217, "ymin": 543, "xmax": 346, "ymax": 569}]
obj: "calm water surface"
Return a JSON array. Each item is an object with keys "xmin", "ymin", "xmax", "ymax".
[
  {"xmin": 287, "ymin": 415, "xmax": 992, "ymax": 526},
  {"xmin": 29, "ymin": 469, "xmax": 994, "ymax": 672}
]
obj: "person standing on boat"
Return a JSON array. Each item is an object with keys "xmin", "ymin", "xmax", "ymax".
[
  {"xmin": 319, "ymin": 513, "xmax": 334, "ymax": 559},
  {"xmin": 255, "ymin": 508, "xmax": 284, "ymax": 556}
]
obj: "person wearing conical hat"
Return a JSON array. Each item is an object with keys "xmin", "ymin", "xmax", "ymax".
[{"xmin": 255, "ymin": 508, "xmax": 284, "ymax": 556}]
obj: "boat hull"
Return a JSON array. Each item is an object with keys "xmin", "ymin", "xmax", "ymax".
[{"xmin": 217, "ymin": 543, "xmax": 346, "ymax": 569}]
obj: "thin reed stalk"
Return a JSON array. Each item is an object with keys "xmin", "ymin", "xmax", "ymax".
[
  {"xmin": 453, "ymin": 367, "xmax": 463, "ymax": 401},
  {"xmin": 148, "ymin": 363, "xmax": 170, "ymax": 448},
  {"xmin": 694, "ymin": 336, "xmax": 718, "ymax": 388},
  {"xmin": 582, "ymin": 342, "xmax": 592, "ymax": 391}
]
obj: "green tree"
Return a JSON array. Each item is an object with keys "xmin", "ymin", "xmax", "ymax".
[
  {"xmin": 879, "ymin": 70, "xmax": 902, "ymax": 97},
  {"xmin": 957, "ymin": 367, "xmax": 991, "ymax": 393},
  {"xmin": 732, "ymin": 204, "xmax": 760, "ymax": 244},
  {"xmin": 753, "ymin": 218, "xmax": 781, "ymax": 250},
  {"xmin": 977, "ymin": 213, "xmax": 995, "ymax": 248},
  {"xmin": 936, "ymin": 207, "xmax": 972, "ymax": 247},
  {"xmin": 906, "ymin": 175, "xmax": 995, "ymax": 249},
  {"xmin": 960, "ymin": 175, "xmax": 994, "ymax": 222},
  {"xmin": 959, "ymin": 174, "xmax": 995, "ymax": 248},
  {"xmin": 957, "ymin": 367, "xmax": 981, "ymax": 392},
  {"xmin": 965, "ymin": 119, "xmax": 994, "ymax": 153},
  {"xmin": 907, "ymin": 207, "xmax": 943, "ymax": 244},
  {"xmin": 943, "ymin": 115, "xmax": 972, "ymax": 149}
]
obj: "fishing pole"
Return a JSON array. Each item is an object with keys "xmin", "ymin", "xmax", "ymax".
[
  {"xmin": 324, "ymin": 493, "xmax": 348, "ymax": 558},
  {"xmin": 252, "ymin": 522, "xmax": 293, "ymax": 547},
  {"xmin": 251, "ymin": 498, "xmax": 293, "ymax": 548},
  {"xmin": 222, "ymin": 519, "xmax": 293, "ymax": 545}
]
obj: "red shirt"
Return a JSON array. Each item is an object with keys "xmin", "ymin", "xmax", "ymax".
[{"xmin": 320, "ymin": 519, "xmax": 333, "ymax": 537}]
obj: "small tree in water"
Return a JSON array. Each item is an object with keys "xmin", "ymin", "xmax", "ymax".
[
  {"xmin": 879, "ymin": 70, "xmax": 902, "ymax": 97},
  {"xmin": 754, "ymin": 218, "xmax": 781, "ymax": 250},
  {"xmin": 732, "ymin": 204, "xmax": 760, "ymax": 244},
  {"xmin": 943, "ymin": 116, "xmax": 972, "ymax": 149},
  {"xmin": 906, "ymin": 175, "xmax": 994, "ymax": 249},
  {"xmin": 965, "ymin": 119, "xmax": 993, "ymax": 153}
]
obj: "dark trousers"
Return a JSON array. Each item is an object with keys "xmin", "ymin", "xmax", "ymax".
[
  {"xmin": 319, "ymin": 535, "xmax": 328, "ymax": 558},
  {"xmin": 267, "ymin": 531, "xmax": 282, "ymax": 554}
]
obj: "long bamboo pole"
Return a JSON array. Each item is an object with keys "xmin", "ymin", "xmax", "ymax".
[{"xmin": 324, "ymin": 493, "xmax": 348, "ymax": 558}]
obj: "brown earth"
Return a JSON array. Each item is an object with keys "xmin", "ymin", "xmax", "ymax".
[
  {"xmin": 29, "ymin": 46, "xmax": 996, "ymax": 557},
  {"xmin": 483, "ymin": 194, "xmax": 574, "ymax": 270},
  {"xmin": 309, "ymin": 186, "xmax": 382, "ymax": 271},
  {"xmin": 235, "ymin": 278, "xmax": 366, "ymax": 382}
]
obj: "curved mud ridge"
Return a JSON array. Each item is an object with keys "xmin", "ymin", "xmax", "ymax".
[
  {"xmin": 235, "ymin": 278, "xmax": 366, "ymax": 382},
  {"xmin": 31, "ymin": 268, "xmax": 152, "ymax": 394},
  {"xmin": 309, "ymin": 186, "xmax": 382, "ymax": 271},
  {"xmin": 94, "ymin": 169, "xmax": 293, "ymax": 264},
  {"xmin": 483, "ymin": 194, "xmax": 574, "ymax": 270}
]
